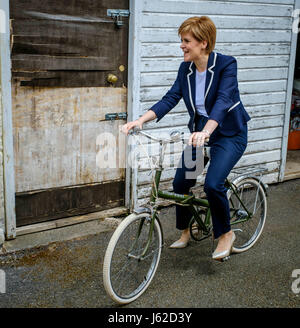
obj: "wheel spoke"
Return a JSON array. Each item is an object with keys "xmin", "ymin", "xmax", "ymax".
[{"xmin": 103, "ymin": 213, "xmax": 162, "ymax": 304}]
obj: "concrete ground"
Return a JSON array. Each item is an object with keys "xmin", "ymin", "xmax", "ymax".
[{"xmin": 0, "ymin": 178, "xmax": 299, "ymax": 308}]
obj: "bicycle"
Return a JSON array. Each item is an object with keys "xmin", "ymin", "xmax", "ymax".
[{"xmin": 103, "ymin": 129, "xmax": 268, "ymax": 304}]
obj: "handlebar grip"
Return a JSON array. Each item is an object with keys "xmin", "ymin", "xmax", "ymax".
[{"xmin": 128, "ymin": 127, "xmax": 141, "ymax": 135}]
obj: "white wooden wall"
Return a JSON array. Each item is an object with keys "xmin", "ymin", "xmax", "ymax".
[{"xmin": 129, "ymin": 0, "xmax": 295, "ymax": 208}]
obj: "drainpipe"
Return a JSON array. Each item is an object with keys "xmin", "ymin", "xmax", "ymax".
[{"xmin": 280, "ymin": 0, "xmax": 300, "ymax": 181}]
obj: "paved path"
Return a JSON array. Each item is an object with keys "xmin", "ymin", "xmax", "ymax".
[{"xmin": 0, "ymin": 179, "xmax": 299, "ymax": 308}]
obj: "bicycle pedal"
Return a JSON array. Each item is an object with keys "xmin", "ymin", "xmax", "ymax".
[{"xmin": 232, "ymin": 228, "xmax": 243, "ymax": 233}]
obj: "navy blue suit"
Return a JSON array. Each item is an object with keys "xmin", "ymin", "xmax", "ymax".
[
  {"xmin": 150, "ymin": 52, "xmax": 251, "ymax": 239},
  {"xmin": 151, "ymin": 52, "xmax": 250, "ymax": 135}
]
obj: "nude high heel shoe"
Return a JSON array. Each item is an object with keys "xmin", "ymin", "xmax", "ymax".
[
  {"xmin": 169, "ymin": 239, "xmax": 189, "ymax": 249},
  {"xmin": 169, "ymin": 229, "xmax": 190, "ymax": 249},
  {"xmin": 212, "ymin": 232, "xmax": 236, "ymax": 261}
]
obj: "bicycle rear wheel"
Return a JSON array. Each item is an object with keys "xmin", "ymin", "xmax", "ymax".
[
  {"xmin": 103, "ymin": 212, "xmax": 163, "ymax": 304},
  {"xmin": 227, "ymin": 177, "xmax": 267, "ymax": 253}
]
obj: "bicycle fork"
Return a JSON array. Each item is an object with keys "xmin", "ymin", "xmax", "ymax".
[{"xmin": 127, "ymin": 212, "xmax": 158, "ymax": 261}]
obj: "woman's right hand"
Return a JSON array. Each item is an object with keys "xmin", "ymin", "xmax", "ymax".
[{"xmin": 121, "ymin": 119, "xmax": 143, "ymax": 135}]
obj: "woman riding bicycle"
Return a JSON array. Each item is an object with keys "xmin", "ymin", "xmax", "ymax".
[{"xmin": 122, "ymin": 16, "xmax": 250, "ymax": 261}]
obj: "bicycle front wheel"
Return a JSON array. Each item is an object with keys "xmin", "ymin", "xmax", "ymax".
[
  {"xmin": 103, "ymin": 212, "xmax": 163, "ymax": 304},
  {"xmin": 227, "ymin": 177, "xmax": 267, "ymax": 253}
]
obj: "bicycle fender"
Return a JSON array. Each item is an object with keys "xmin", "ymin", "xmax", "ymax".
[
  {"xmin": 230, "ymin": 175, "xmax": 269, "ymax": 197},
  {"xmin": 133, "ymin": 207, "xmax": 151, "ymax": 214}
]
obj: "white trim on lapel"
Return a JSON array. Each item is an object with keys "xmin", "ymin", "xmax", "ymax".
[
  {"xmin": 228, "ymin": 101, "xmax": 240, "ymax": 112},
  {"xmin": 204, "ymin": 52, "xmax": 217, "ymax": 100},
  {"xmin": 187, "ymin": 62, "xmax": 196, "ymax": 113}
]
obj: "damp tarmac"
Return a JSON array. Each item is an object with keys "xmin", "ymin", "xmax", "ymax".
[{"xmin": 0, "ymin": 179, "xmax": 299, "ymax": 308}]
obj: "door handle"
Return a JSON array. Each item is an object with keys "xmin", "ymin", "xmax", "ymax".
[{"xmin": 107, "ymin": 74, "xmax": 118, "ymax": 84}]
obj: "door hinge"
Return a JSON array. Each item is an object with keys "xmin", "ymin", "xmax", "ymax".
[
  {"xmin": 107, "ymin": 9, "xmax": 130, "ymax": 28},
  {"xmin": 105, "ymin": 112, "xmax": 127, "ymax": 121}
]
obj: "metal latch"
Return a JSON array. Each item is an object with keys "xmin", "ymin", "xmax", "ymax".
[
  {"xmin": 107, "ymin": 9, "xmax": 130, "ymax": 28},
  {"xmin": 105, "ymin": 112, "xmax": 127, "ymax": 121}
]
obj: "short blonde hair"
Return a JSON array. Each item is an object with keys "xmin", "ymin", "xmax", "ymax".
[{"xmin": 178, "ymin": 16, "xmax": 216, "ymax": 54}]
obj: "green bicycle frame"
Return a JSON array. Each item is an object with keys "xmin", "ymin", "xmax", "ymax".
[
  {"xmin": 226, "ymin": 179, "xmax": 253, "ymax": 224},
  {"xmin": 132, "ymin": 138, "xmax": 253, "ymax": 259}
]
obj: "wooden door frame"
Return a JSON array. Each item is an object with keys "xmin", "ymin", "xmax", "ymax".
[
  {"xmin": 0, "ymin": 0, "xmax": 16, "ymax": 240},
  {"xmin": 1, "ymin": 0, "xmax": 133, "ymax": 239},
  {"xmin": 280, "ymin": 0, "xmax": 300, "ymax": 181},
  {"xmin": 126, "ymin": 0, "xmax": 142, "ymax": 210}
]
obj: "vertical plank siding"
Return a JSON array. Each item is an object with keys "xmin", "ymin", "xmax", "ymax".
[{"xmin": 130, "ymin": 0, "xmax": 295, "ymax": 207}]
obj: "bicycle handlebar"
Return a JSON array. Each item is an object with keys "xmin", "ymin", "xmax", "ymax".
[{"xmin": 129, "ymin": 128, "xmax": 210, "ymax": 146}]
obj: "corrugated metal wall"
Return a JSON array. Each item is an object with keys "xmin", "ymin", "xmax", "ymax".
[{"xmin": 130, "ymin": 0, "xmax": 295, "ymax": 208}]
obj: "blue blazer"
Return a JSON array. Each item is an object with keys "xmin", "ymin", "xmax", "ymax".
[{"xmin": 150, "ymin": 52, "xmax": 251, "ymax": 136}]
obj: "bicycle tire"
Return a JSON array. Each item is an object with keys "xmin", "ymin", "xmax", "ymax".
[
  {"xmin": 227, "ymin": 177, "xmax": 267, "ymax": 253},
  {"xmin": 103, "ymin": 212, "xmax": 163, "ymax": 304}
]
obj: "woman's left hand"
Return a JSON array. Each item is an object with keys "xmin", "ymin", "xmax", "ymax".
[{"xmin": 189, "ymin": 131, "xmax": 210, "ymax": 147}]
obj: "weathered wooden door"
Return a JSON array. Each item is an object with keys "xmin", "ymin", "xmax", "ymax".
[{"xmin": 10, "ymin": 0, "xmax": 129, "ymax": 226}]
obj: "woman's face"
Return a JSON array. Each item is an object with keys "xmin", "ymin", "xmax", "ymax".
[{"xmin": 180, "ymin": 32, "xmax": 207, "ymax": 62}]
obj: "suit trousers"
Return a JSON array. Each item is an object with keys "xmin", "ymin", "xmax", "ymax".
[{"xmin": 172, "ymin": 115, "xmax": 248, "ymax": 239}]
